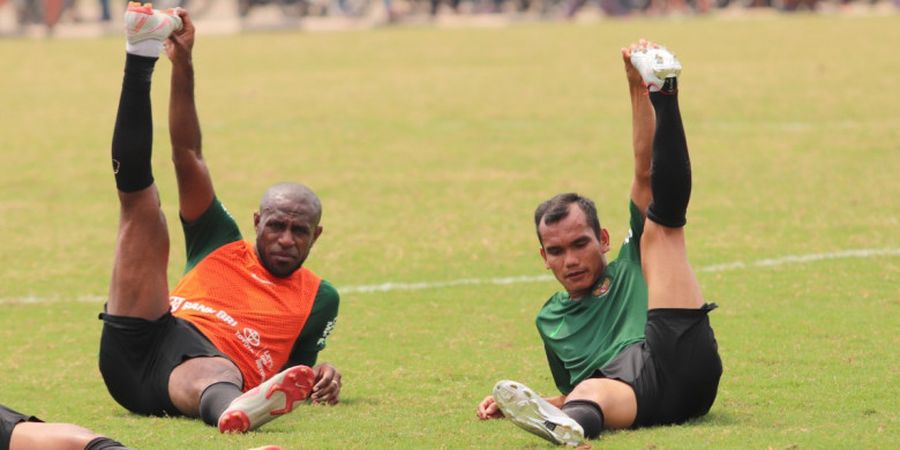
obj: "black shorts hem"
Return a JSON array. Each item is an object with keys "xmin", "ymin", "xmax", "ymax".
[{"xmin": 1, "ymin": 404, "xmax": 42, "ymax": 450}]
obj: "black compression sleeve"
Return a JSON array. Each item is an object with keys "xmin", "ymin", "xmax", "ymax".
[
  {"xmin": 561, "ymin": 399, "xmax": 604, "ymax": 439},
  {"xmin": 199, "ymin": 382, "xmax": 243, "ymax": 427},
  {"xmin": 84, "ymin": 437, "xmax": 132, "ymax": 450},
  {"xmin": 646, "ymin": 78, "xmax": 692, "ymax": 228},
  {"xmin": 110, "ymin": 53, "xmax": 157, "ymax": 193}
]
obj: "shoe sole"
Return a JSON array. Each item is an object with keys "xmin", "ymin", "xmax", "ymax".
[
  {"xmin": 218, "ymin": 365, "xmax": 315, "ymax": 433},
  {"xmin": 492, "ymin": 380, "xmax": 585, "ymax": 447}
]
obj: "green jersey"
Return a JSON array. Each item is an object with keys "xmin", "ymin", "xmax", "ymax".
[
  {"xmin": 179, "ymin": 198, "xmax": 339, "ymax": 368},
  {"xmin": 536, "ymin": 201, "xmax": 648, "ymax": 395}
]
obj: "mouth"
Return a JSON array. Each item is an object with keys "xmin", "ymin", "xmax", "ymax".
[
  {"xmin": 565, "ymin": 269, "xmax": 588, "ymax": 281},
  {"xmin": 270, "ymin": 253, "xmax": 296, "ymax": 265}
]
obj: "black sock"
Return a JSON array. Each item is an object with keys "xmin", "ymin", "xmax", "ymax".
[
  {"xmin": 647, "ymin": 78, "xmax": 692, "ymax": 228},
  {"xmin": 111, "ymin": 53, "xmax": 158, "ymax": 193},
  {"xmin": 84, "ymin": 437, "xmax": 132, "ymax": 450},
  {"xmin": 199, "ymin": 381, "xmax": 243, "ymax": 427},
  {"xmin": 561, "ymin": 399, "xmax": 604, "ymax": 439}
]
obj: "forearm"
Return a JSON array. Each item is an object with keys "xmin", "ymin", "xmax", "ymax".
[
  {"xmin": 169, "ymin": 61, "xmax": 202, "ymax": 161},
  {"xmin": 169, "ymin": 60, "xmax": 215, "ymax": 221},
  {"xmin": 629, "ymin": 83, "xmax": 655, "ymax": 211}
]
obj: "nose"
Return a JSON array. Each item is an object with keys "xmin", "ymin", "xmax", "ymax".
[
  {"xmin": 564, "ymin": 250, "xmax": 579, "ymax": 268},
  {"xmin": 277, "ymin": 230, "xmax": 295, "ymax": 248}
]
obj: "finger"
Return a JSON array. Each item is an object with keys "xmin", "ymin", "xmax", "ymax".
[
  {"xmin": 314, "ymin": 379, "xmax": 339, "ymax": 399},
  {"xmin": 175, "ymin": 7, "xmax": 193, "ymax": 27},
  {"xmin": 313, "ymin": 372, "xmax": 333, "ymax": 392}
]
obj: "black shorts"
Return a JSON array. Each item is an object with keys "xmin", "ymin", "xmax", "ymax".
[
  {"xmin": 98, "ymin": 311, "xmax": 229, "ymax": 417},
  {"xmin": 0, "ymin": 404, "xmax": 42, "ymax": 450},
  {"xmin": 594, "ymin": 303, "xmax": 723, "ymax": 427}
]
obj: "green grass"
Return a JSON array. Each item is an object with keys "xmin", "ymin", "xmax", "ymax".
[{"xmin": 1, "ymin": 13, "xmax": 899, "ymax": 449}]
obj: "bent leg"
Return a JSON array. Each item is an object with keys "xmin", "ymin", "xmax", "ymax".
[
  {"xmin": 10, "ymin": 423, "xmax": 98, "ymax": 450},
  {"xmin": 565, "ymin": 378, "xmax": 637, "ymax": 430},
  {"xmin": 169, "ymin": 357, "xmax": 243, "ymax": 420},
  {"xmin": 106, "ymin": 54, "xmax": 170, "ymax": 320}
]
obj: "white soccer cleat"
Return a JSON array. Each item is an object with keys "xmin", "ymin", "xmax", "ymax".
[
  {"xmin": 124, "ymin": 2, "xmax": 183, "ymax": 44},
  {"xmin": 218, "ymin": 365, "xmax": 315, "ymax": 433},
  {"xmin": 629, "ymin": 46, "xmax": 682, "ymax": 92},
  {"xmin": 492, "ymin": 380, "xmax": 586, "ymax": 447}
]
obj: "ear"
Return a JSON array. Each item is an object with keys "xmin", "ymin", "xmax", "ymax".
[
  {"xmin": 253, "ymin": 211, "xmax": 261, "ymax": 230},
  {"xmin": 599, "ymin": 228, "xmax": 611, "ymax": 253},
  {"xmin": 312, "ymin": 225, "xmax": 324, "ymax": 243},
  {"xmin": 539, "ymin": 247, "xmax": 549, "ymax": 269}
]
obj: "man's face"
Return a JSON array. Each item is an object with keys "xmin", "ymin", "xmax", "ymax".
[
  {"xmin": 538, "ymin": 204, "xmax": 610, "ymax": 299},
  {"xmin": 254, "ymin": 199, "xmax": 323, "ymax": 278}
]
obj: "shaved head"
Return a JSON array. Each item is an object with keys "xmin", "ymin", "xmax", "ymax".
[
  {"xmin": 259, "ymin": 182, "xmax": 322, "ymax": 226},
  {"xmin": 253, "ymin": 182, "xmax": 324, "ymax": 277}
]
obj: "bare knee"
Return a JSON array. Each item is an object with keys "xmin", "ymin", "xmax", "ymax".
[
  {"xmin": 169, "ymin": 357, "xmax": 243, "ymax": 417},
  {"xmin": 10, "ymin": 422, "xmax": 99, "ymax": 450},
  {"xmin": 567, "ymin": 378, "xmax": 637, "ymax": 429}
]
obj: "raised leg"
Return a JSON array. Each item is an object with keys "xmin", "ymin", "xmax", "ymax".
[
  {"xmin": 641, "ymin": 74, "xmax": 704, "ymax": 310},
  {"xmin": 106, "ymin": 53, "xmax": 171, "ymax": 320}
]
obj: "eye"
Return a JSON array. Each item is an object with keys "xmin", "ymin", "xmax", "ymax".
[
  {"xmin": 573, "ymin": 237, "xmax": 590, "ymax": 248},
  {"xmin": 546, "ymin": 247, "xmax": 563, "ymax": 256}
]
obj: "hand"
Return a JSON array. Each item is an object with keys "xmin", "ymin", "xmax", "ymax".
[
  {"xmin": 476, "ymin": 395, "xmax": 504, "ymax": 420},
  {"xmin": 164, "ymin": 8, "xmax": 195, "ymax": 66},
  {"xmin": 310, "ymin": 363, "xmax": 341, "ymax": 405}
]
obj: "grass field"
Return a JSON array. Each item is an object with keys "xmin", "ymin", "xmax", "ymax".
[{"xmin": 1, "ymin": 13, "xmax": 899, "ymax": 449}]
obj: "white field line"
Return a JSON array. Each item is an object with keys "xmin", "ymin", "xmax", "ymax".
[{"xmin": 1, "ymin": 247, "xmax": 898, "ymax": 304}]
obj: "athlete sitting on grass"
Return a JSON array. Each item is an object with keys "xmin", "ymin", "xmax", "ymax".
[
  {"xmin": 1, "ymin": 403, "xmax": 130, "ymax": 450},
  {"xmin": 98, "ymin": 3, "xmax": 341, "ymax": 433},
  {"xmin": 476, "ymin": 40, "xmax": 723, "ymax": 446}
]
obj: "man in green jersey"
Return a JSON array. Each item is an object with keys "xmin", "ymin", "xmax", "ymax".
[{"xmin": 476, "ymin": 40, "xmax": 723, "ymax": 446}]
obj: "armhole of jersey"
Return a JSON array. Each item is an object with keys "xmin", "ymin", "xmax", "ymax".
[
  {"xmin": 618, "ymin": 201, "xmax": 644, "ymax": 264},
  {"xmin": 183, "ymin": 197, "xmax": 243, "ymax": 273}
]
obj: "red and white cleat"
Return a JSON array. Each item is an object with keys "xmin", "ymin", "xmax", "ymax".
[
  {"xmin": 218, "ymin": 365, "xmax": 315, "ymax": 433},
  {"xmin": 124, "ymin": 2, "xmax": 183, "ymax": 44}
]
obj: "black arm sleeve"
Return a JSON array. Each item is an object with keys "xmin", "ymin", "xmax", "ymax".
[{"xmin": 281, "ymin": 280, "xmax": 340, "ymax": 370}]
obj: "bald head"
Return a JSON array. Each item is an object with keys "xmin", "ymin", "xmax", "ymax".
[
  {"xmin": 259, "ymin": 182, "xmax": 322, "ymax": 226},
  {"xmin": 254, "ymin": 182, "xmax": 324, "ymax": 278}
]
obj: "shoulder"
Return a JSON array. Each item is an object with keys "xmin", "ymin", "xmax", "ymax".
[
  {"xmin": 312, "ymin": 279, "xmax": 340, "ymax": 313},
  {"xmin": 317, "ymin": 279, "xmax": 339, "ymax": 301}
]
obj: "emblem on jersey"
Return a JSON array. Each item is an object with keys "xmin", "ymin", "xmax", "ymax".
[
  {"xmin": 593, "ymin": 277, "xmax": 611, "ymax": 297},
  {"xmin": 242, "ymin": 328, "xmax": 261, "ymax": 347}
]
